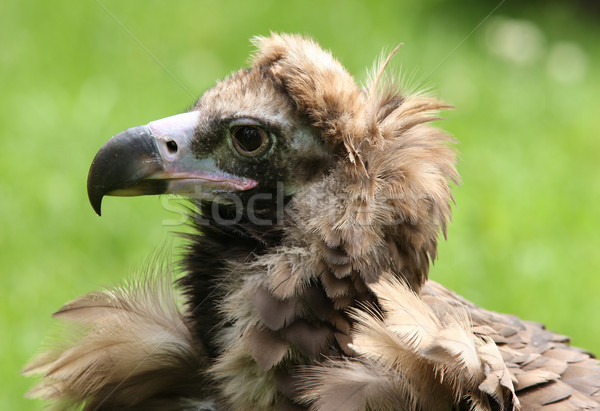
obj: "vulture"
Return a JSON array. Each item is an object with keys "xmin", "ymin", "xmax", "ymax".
[{"xmin": 24, "ymin": 34, "xmax": 600, "ymax": 410}]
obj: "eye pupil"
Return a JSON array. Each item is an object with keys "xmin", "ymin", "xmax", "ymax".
[
  {"xmin": 232, "ymin": 126, "xmax": 268, "ymax": 156},
  {"xmin": 236, "ymin": 127, "xmax": 261, "ymax": 151}
]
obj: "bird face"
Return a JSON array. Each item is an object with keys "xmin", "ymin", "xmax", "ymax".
[{"xmin": 87, "ymin": 67, "xmax": 332, "ymax": 216}]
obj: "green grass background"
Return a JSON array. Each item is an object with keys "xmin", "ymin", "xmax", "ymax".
[{"xmin": 1, "ymin": 0, "xmax": 599, "ymax": 408}]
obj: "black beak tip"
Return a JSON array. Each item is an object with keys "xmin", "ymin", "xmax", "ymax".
[
  {"xmin": 87, "ymin": 159, "xmax": 106, "ymax": 216},
  {"xmin": 90, "ymin": 195, "xmax": 103, "ymax": 216},
  {"xmin": 87, "ymin": 179, "xmax": 104, "ymax": 217}
]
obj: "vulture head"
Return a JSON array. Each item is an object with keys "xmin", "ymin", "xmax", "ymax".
[
  {"xmin": 26, "ymin": 34, "xmax": 599, "ymax": 411},
  {"xmin": 87, "ymin": 63, "xmax": 333, "ymax": 215},
  {"xmin": 89, "ymin": 33, "xmax": 456, "ymax": 289}
]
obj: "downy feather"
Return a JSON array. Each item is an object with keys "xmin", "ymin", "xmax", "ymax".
[{"xmin": 23, "ymin": 261, "xmax": 214, "ymax": 410}]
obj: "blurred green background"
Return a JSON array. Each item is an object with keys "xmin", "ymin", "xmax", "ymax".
[{"xmin": 1, "ymin": 0, "xmax": 599, "ymax": 408}]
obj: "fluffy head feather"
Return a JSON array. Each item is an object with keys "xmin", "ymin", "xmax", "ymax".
[{"xmin": 250, "ymin": 33, "xmax": 458, "ymax": 290}]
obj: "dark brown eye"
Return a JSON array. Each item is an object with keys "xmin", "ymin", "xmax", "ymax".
[{"xmin": 231, "ymin": 125, "xmax": 269, "ymax": 156}]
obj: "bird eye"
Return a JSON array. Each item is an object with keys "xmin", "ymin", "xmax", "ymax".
[{"xmin": 231, "ymin": 125, "xmax": 269, "ymax": 156}]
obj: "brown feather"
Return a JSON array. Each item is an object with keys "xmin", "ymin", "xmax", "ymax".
[{"xmin": 23, "ymin": 264, "xmax": 215, "ymax": 409}]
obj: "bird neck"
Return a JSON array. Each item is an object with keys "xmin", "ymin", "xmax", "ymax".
[
  {"xmin": 178, "ymin": 200, "xmax": 285, "ymax": 357},
  {"xmin": 179, "ymin": 190, "xmax": 386, "ymax": 409}
]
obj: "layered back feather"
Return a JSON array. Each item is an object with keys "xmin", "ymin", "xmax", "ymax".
[{"xmin": 296, "ymin": 277, "xmax": 518, "ymax": 410}]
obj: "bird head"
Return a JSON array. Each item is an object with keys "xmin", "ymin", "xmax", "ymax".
[
  {"xmin": 88, "ymin": 33, "xmax": 458, "ymax": 292},
  {"xmin": 87, "ymin": 55, "xmax": 333, "ymax": 217}
]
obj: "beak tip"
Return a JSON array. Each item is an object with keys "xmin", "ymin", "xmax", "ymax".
[
  {"xmin": 87, "ymin": 172, "xmax": 104, "ymax": 216},
  {"xmin": 88, "ymin": 190, "xmax": 104, "ymax": 216}
]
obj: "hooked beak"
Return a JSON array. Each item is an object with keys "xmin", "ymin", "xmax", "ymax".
[{"xmin": 87, "ymin": 111, "xmax": 258, "ymax": 216}]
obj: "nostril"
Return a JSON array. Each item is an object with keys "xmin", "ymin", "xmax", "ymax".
[{"xmin": 166, "ymin": 140, "xmax": 178, "ymax": 154}]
